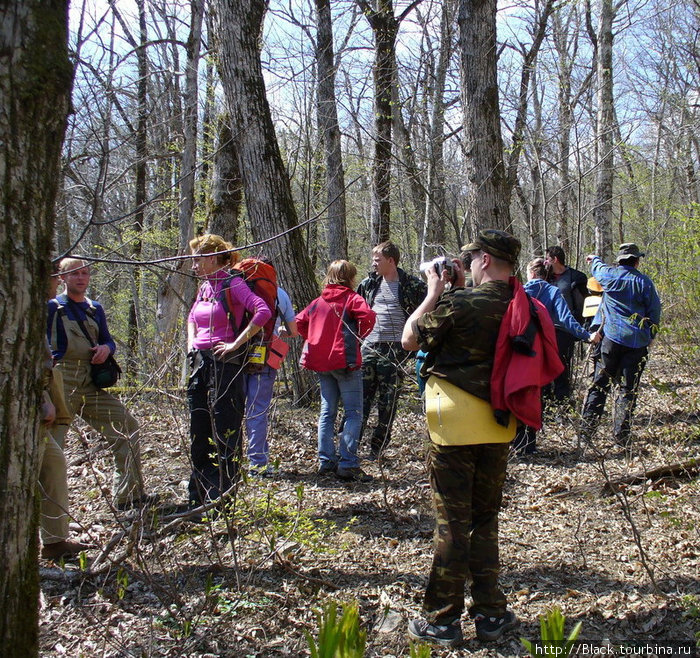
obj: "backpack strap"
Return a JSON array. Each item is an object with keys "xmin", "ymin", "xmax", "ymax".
[
  {"xmin": 64, "ymin": 298, "xmax": 98, "ymax": 347},
  {"xmin": 219, "ymin": 272, "xmax": 245, "ymax": 336}
]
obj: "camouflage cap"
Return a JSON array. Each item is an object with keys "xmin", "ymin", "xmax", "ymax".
[
  {"xmin": 461, "ymin": 229, "xmax": 521, "ymax": 264},
  {"xmin": 616, "ymin": 242, "xmax": 645, "ymax": 262}
]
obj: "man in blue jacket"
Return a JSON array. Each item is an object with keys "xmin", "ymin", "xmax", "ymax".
[
  {"xmin": 544, "ymin": 245, "xmax": 589, "ymax": 405},
  {"xmin": 579, "ymin": 244, "xmax": 661, "ymax": 448}
]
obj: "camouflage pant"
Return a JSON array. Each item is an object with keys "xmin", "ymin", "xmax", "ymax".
[
  {"xmin": 424, "ymin": 442, "xmax": 509, "ymax": 625},
  {"xmin": 361, "ymin": 342, "xmax": 406, "ymax": 454}
]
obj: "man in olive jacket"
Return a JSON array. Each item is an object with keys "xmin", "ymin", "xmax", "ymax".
[{"xmin": 357, "ymin": 241, "xmax": 426, "ymax": 458}]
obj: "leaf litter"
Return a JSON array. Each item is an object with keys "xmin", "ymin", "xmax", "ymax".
[{"xmin": 39, "ymin": 343, "xmax": 699, "ymax": 656}]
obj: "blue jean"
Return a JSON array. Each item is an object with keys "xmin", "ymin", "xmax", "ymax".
[
  {"xmin": 244, "ymin": 366, "xmax": 277, "ymax": 468},
  {"xmin": 318, "ymin": 369, "xmax": 363, "ymax": 469}
]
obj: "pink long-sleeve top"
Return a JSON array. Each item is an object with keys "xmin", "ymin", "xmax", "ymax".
[{"xmin": 188, "ymin": 270, "xmax": 272, "ymax": 349}]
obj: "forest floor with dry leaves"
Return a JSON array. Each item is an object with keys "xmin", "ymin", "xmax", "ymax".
[{"xmin": 39, "ymin": 341, "xmax": 699, "ymax": 657}]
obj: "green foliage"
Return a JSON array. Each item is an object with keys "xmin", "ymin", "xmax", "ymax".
[
  {"xmin": 644, "ymin": 204, "xmax": 700, "ymax": 349},
  {"xmin": 236, "ymin": 481, "xmax": 345, "ymax": 554},
  {"xmin": 680, "ymin": 596, "xmax": 700, "ymax": 647},
  {"xmin": 681, "ymin": 594, "xmax": 700, "ymax": 620},
  {"xmin": 116, "ymin": 568, "xmax": 129, "ymax": 600},
  {"xmin": 521, "ymin": 607, "xmax": 582, "ymax": 658},
  {"xmin": 306, "ymin": 600, "xmax": 366, "ymax": 658},
  {"xmin": 204, "ymin": 577, "xmax": 272, "ymax": 618},
  {"xmin": 408, "ymin": 641, "xmax": 432, "ymax": 658},
  {"xmin": 154, "ymin": 607, "xmax": 194, "ymax": 639}
]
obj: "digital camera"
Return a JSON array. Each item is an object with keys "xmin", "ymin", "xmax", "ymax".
[{"xmin": 419, "ymin": 256, "xmax": 455, "ymax": 281}]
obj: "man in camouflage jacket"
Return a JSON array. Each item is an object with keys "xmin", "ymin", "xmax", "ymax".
[
  {"xmin": 356, "ymin": 241, "xmax": 426, "ymax": 458},
  {"xmin": 401, "ymin": 230, "xmax": 521, "ymax": 647}
]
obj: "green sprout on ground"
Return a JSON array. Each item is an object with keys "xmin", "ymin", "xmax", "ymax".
[
  {"xmin": 116, "ymin": 568, "xmax": 129, "ymax": 600},
  {"xmin": 306, "ymin": 600, "xmax": 366, "ymax": 658},
  {"xmin": 521, "ymin": 607, "xmax": 582, "ymax": 658},
  {"xmin": 408, "ymin": 641, "xmax": 432, "ymax": 657}
]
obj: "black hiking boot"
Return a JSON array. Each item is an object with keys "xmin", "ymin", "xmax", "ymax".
[{"xmin": 407, "ymin": 618, "xmax": 463, "ymax": 648}]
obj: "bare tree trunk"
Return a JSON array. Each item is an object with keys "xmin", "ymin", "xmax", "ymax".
[
  {"xmin": 54, "ymin": 169, "xmax": 72, "ymax": 254},
  {"xmin": 200, "ymin": 50, "xmax": 217, "ymax": 208},
  {"xmin": 552, "ymin": 6, "xmax": 574, "ymax": 251},
  {"xmin": 423, "ymin": 0, "xmax": 455, "ymax": 252},
  {"xmin": 315, "ymin": 0, "xmax": 348, "ymax": 261},
  {"xmin": 0, "ymin": 1, "xmax": 72, "ymax": 651},
  {"xmin": 211, "ymin": 0, "xmax": 317, "ymax": 306},
  {"xmin": 211, "ymin": 0, "xmax": 319, "ymax": 403},
  {"xmin": 128, "ymin": 0, "xmax": 149, "ymax": 381},
  {"xmin": 392, "ymin": 83, "xmax": 425, "ymax": 241},
  {"xmin": 357, "ymin": 0, "xmax": 399, "ymax": 244},
  {"xmin": 180, "ymin": 0, "xmax": 204, "ymax": 251},
  {"xmin": 504, "ymin": 0, "xmax": 555, "ymax": 199},
  {"xmin": 207, "ymin": 115, "xmax": 243, "ymax": 241},
  {"xmin": 593, "ymin": 0, "xmax": 615, "ymax": 260},
  {"xmin": 156, "ymin": 0, "xmax": 205, "ymax": 341},
  {"xmin": 370, "ymin": 2, "xmax": 396, "ymax": 244},
  {"xmin": 458, "ymin": 0, "xmax": 510, "ymax": 233}
]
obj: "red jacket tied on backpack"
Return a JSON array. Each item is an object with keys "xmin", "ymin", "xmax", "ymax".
[
  {"xmin": 296, "ymin": 285, "xmax": 376, "ymax": 372},
  {"xmin": 490, "ymin": 277, "xmax": 564, "ymax": 429}
]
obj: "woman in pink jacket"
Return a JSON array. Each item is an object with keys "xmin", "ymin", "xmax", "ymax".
[
  {"xmin": 296, "ymin": 261, "xmax": 376, "ymax": 482},
  {"xmin": 187, "ymin": 234, "xmax": 271, "ymax": 506}
]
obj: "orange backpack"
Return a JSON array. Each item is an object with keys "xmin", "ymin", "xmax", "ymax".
[{"xmin": 226, "ymin": 258, "xmax": 278, "ymax": 344}]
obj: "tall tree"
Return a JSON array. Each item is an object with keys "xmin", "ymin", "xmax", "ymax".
[
  {"xmin": 504, "ymin": 0, "xmax": 555, "ymax": 199},
  {"xmin": 0, "ymin": 0, "xmax": 72, "ymax": 651},
  {"xmin": 207, "ymin": 115, "xmax": 243, "ymax": 240},
  {"xmin": 210, "ymin": 0, "xmax": 318, "ymax": 308},
  {"xmin": 592, "ymin": 0, "xmax": 615, "ymax": 259},
  {"xmin": 422, "ymin": 0, "xmax": 456, "ymax": 253},
  {"xmin": 551, "ymin": 3, "xmax": 578, "ymax": 252},
  {"xmin": 314, "ymin": 0, "xmax": 348, "ymax": 261},
  {"xmin": 156, "ymin": 0, "xmax": 205, "ymax": 340},
  {"xmin": 108, "ymin": 0, "xmax": 150, "ymax": 377},
  {"xmin": 458, "ymin": 0, "xmax": 510, "ymax": 234},
  {"xmin": 357, "ymin": 0, "xmax": 421, "ymax": 244}
]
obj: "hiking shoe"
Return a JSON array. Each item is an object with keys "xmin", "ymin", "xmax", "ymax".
[
  {"xmin": 41, "ymin": 539, "xmax": 92, "ymax": 560},
  {"xmin": 317, "ymin": 462, "xmax": 337, "ymax": 476},
  {"xmin": 407, "ymin": 618, "xmax": 463, "ymax": 648},
  {"xmin": 116, "ymin": 492, "xmax": 159, "ymax": 511},
  {"xmin": 249, "ymin": 465, "xmax": 276, "ymax": 478},
  {"xmin": 474, "ymin": 610, "xmax": 518, "ymax": 641},
  {"xmin": 336, "ymin": 467, "xmax": 373, "ymax": 483}
]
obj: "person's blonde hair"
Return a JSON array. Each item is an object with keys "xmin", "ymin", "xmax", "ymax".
[
  {"xmin": 323, "ymin": 260, "xmax": 357, "ymax": 288},
  {"xmin": 58, "ymin": 257, "xmax": 89, "ymax": 275},
  {"xmin": 189, "ymin": 234, "xmax": 238, "ymax": 267}
]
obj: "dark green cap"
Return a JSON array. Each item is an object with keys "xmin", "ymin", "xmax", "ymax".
[
  {"xmin": 616, "ymin": 243, "xmax": 645, "ymax": 262},
  {"xmin": 461, "ymin": 229, "xmax": 521, "ymax": 264}
]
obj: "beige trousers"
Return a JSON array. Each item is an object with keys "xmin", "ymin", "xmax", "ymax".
[
  {"xmin": 39, "ymin": 428, "xmax": 70, "ymax": 545},
  {"xmin": 57, "ymin": 361, "xmax": 143, "ymax": 504}
]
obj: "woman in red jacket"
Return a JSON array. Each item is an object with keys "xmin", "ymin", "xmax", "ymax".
[{"xmin": 296, "ymin": 261, "xmax": 376, "ymax": 482}]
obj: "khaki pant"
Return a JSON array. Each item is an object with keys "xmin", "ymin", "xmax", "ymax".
[
  {"xmin": 39, "ymin": 428, "xmax": 70, "ymax": 544},
  {"xmin": 57, "ymin": 360, "xmax": 143, "ymax": 504}
]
